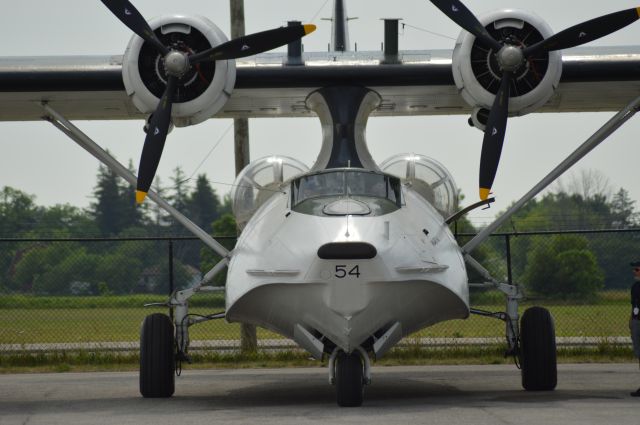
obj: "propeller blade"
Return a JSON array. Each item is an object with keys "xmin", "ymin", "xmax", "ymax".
[
  {"xmin": 136, "ymin": 75, "xmax": 178, "ymax": 203},
  {"xmin": 524, "ymin": 7, "xmax": 640, "ymax": 57},
  {"xmin": 479, "ymin": 72, "xmax": 512, "ymax": 200},
  {"xmin": 428, "ymin": 0, "xmax": 503, "ymax": 51},
  {"xmin": 189, "ymin": 24, "xmax": 316, "ymax": 64},
  {"xmin": 100, "ymin": 0, "xmax": 169, "ymax": 55}
]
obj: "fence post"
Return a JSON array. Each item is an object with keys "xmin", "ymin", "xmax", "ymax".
[
  {"xmin": 505, "ymin": 234, "xmax": 513, "ymax": 285},
  {"xmin": 168, "ymin": 240, "xmax": 174, "ymax": 321}
]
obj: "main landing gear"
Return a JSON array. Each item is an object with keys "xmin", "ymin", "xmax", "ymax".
[
  {"xmin": 520, "ymin": 306, "xmax": 557, "ymax": 390},
  {"xmin": 140, "ymin": 313, "xmax": 175, "ymax": 398},
  {"xmin": 469, "ymin": 266, "xmax": 557, "ymax": 393},
  {"xmin": 139, "ymin": 266, "xmax": 227, "ymax": 398}
]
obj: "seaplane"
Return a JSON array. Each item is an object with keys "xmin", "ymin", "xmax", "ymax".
[{"xmin": 2, "ymin": 0, "xmax": 640, "ymax": 407}]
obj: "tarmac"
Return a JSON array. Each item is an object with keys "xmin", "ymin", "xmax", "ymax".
[{"xmin": 0, "ymin": 363, "xmax": 639, "ymax": 424}]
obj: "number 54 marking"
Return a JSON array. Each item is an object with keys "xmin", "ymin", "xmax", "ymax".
[{"xmin": 335, "ymin": 265, "xmax": 361, "ymax": 279}]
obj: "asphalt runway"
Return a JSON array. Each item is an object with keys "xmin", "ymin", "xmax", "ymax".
[{"xmin": 1, "ymin": 363, "xmax": 639, "ymax": 425}]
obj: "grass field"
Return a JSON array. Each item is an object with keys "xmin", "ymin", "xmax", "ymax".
[
  {"xmin": 0, "ymin": 293, "xmax": 632, "ymax": 345},
  {"xmin": 0, "ymin": 344, "xmax": 634, "ymax": 374}
]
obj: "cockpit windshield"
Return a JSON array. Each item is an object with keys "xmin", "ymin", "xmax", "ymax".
[{"xmin": 291, "ymin": 169, "xmax": 402, "ymax": 216}]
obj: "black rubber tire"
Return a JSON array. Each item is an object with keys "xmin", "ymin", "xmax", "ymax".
[
  {"xmin": 520, "ymin": 306, "xmax": 557, "ymax": 391},
  {"xmin": 140, "ymin": 313, "xmax": 175, "ymax": 398},
  {"xmin": 335, "ymin": 351, "xmax": 364, "ymax": 407}
]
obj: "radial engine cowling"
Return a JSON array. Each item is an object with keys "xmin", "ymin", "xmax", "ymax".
[
  {"xmin": 122, "ymin": 15, "xmax": 236, "ymax": 127},
  {"xmin": 452, "ymin": 9, "xmax": 562, "ymax": 127}
]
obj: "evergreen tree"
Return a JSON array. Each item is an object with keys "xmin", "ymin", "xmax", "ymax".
[
  {"xmin": 167, "ymin": 174, "xmax": 221, "ymax": 267},
  {"xmin": 149, "ymin": 175, "xmax": 171, "ymax": 231},
  {"xmin": 90, "ymin": 161, "xmax": 143, "ymax": 236},
  {"xmin": 169, "ymin": 167, "xmax": 190, "ymax": 213},
  {"xmin": 218, "ymin": 192, "xmax": 233, "ymax": 217},
  {"xmin": 200, "ymin": 213, "xmax": 238, "ymax": 286},
  {"xmin": 610, "ymin": 188, "xmax": 639, "ymax": 228},
  {"xmin": 185, "ymin": 174, "xmax": 221, "ymax": 231},
  {"xmin": 121, "ymin": 160, "xmax": 144, "ymax": 229}
]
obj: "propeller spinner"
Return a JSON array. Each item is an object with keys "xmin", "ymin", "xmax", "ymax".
[
  {"xmin": 100, "ymin": 0, "xmax": 316, "ymax": 203},
  {"xmin": 428, "ymin": 1, "xmax": 640, "ymax": 200}
]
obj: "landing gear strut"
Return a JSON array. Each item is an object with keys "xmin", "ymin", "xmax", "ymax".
[{"xmin": 466, "ymin": 255, "xmax": 557, "ymax": 392}]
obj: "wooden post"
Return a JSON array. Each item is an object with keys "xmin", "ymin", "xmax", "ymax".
[{"xmin": 230, "ymin": 0, "xmax": 257, "ymax": 354}]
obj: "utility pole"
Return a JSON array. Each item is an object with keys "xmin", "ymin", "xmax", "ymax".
[{"xmin": 230, "ymin": 0, "xmax": 257, "ymax": 354}]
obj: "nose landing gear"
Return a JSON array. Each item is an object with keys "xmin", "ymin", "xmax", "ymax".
[{"xmin": 329, "ymin": 347, "xmax": 371, "ymax": 407}]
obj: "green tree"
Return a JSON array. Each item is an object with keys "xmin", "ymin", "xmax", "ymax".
[
  {"xmin": 138, "ymin": 259, "xmax": 193, "ymax": 294},
  {"xmin": 218, "ymin": 193, "xmax": 233, "ymax": 217},
  {"xmin": 11, "ymin": 243, "xmax": 100, "ymax": 295},
  {"xmin": 523, "ymin": 234, "xmax": 604, "ymax": 300},
  {"xmin": 185, "ymin": 174, "xmax": 221, "ymax": 231},
  {"xmin": 34, "ymin": 204, "xmax": 98, "ymax": 237},
  {"xmin": 11, "ymin": 243, "xmax": 79, "ymax": 292},
  {"xmin": 32, "ymin": 249, "xmax": 101, "ymax": 295},
  {"xmin": 169, "ymin": 167, "xmax": 190, "ymax": 213},
  {"xmin": 200, "ymin": 214, "xmax": 238, "ymax": 286},
  {"xmin": 163, "ymin": 167, "xmax": 190, "ymax": 235},
  {"xmin": 0, "ymin": 187, "xmax": 39, "ymax": 237},
  {"xmin": 0, "ymin": 187, "xmax": 37, "ymax": 289},
  {"xmin": 90, "ymin": 163, "xmax": 143, "ymax": 236},
  {"xmin": 610, "ymin": 188, "xmax": 639, "ymax": 228},
  {"xmin": 147, "ymin": 175, "xmax": 171, "ymax": 232},
  {"xmin": 95, "ymin": 253, "xmax": 143, "ymax": 294}
]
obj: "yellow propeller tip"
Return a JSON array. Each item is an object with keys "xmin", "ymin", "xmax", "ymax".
[
  {"xmin": 636, "ymin": 7, "xmax": 640, "ymax": 18},
  {"xmin": 135, "ymin": 191, "xmax": 148, "ymax": 204},
  {"xmin": 479, "ymin": 188, "xmax": 491, "ymax": 201},
  {"xmin": 303, "ymin": 24, "xmax": 317, "ymax": 35}
]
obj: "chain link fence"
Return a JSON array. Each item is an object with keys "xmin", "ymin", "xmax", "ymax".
[{"xmin": 1, "ymin": 229, "xmax": 639, "ymax": 354}]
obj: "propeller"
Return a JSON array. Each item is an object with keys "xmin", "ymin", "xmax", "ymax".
[
  {"xmin": 100, "ymin": 0, "xmax": 316, "ymax": 203},
  {"xmin": 427, "ymin": 1, "xmax": 640, "ymax": 199}
]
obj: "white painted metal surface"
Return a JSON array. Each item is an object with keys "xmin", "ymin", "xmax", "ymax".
[{"xmin": 225, "ymin": 175, "xmax": 469, "ymax": 354}]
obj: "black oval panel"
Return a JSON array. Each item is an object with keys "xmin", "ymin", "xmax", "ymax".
[{"xmin": 317, "ymin": 242, "xmax": 377, "ymax": 260}]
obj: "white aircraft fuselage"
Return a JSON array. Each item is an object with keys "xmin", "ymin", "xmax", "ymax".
[{"xmin": 226, "ymin": 168, "xmax": 469, "ymax": 355}]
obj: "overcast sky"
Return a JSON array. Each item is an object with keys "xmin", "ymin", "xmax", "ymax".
[{"xmin": 1, "ymin": 0, "xmax": 639, "ymax": 226}]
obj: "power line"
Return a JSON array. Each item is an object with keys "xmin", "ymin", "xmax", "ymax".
[
  {"xmin": 309, "ymin": 0, "xmax": 331, "ymax": 23},
  {"xmin": 401, "ymin": 22, "xmax": 456, "ymax": 41}
]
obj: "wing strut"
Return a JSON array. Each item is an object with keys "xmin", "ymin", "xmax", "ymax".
[
  {"xmin": 462, "ymin": 94, "xmax": 640, "ymax": 255},
  {"xmin": 41, "ymin": 102, "xmax": 230, "ymax": 259}
]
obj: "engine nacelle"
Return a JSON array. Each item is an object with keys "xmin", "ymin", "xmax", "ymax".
[
  {"xmin": 452, "ymin": 9, "xmax": 562, "ymax": 121},
  {"xmin": 122, "ymin": 15, "xmax": 236, "ymax": 127},
  {"xmin": 232, "ymin": 156, "xmax": 309, "ymax": 229}
]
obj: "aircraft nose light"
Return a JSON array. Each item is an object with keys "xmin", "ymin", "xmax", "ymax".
[{"xmin": 317, "ymin": 242, "xmax": 377, "ymax": 260}]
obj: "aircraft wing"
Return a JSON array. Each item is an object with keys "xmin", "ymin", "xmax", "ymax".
[{"xmin": 1, "ymin": 46, "xmax": 639, "ymax": 121}]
